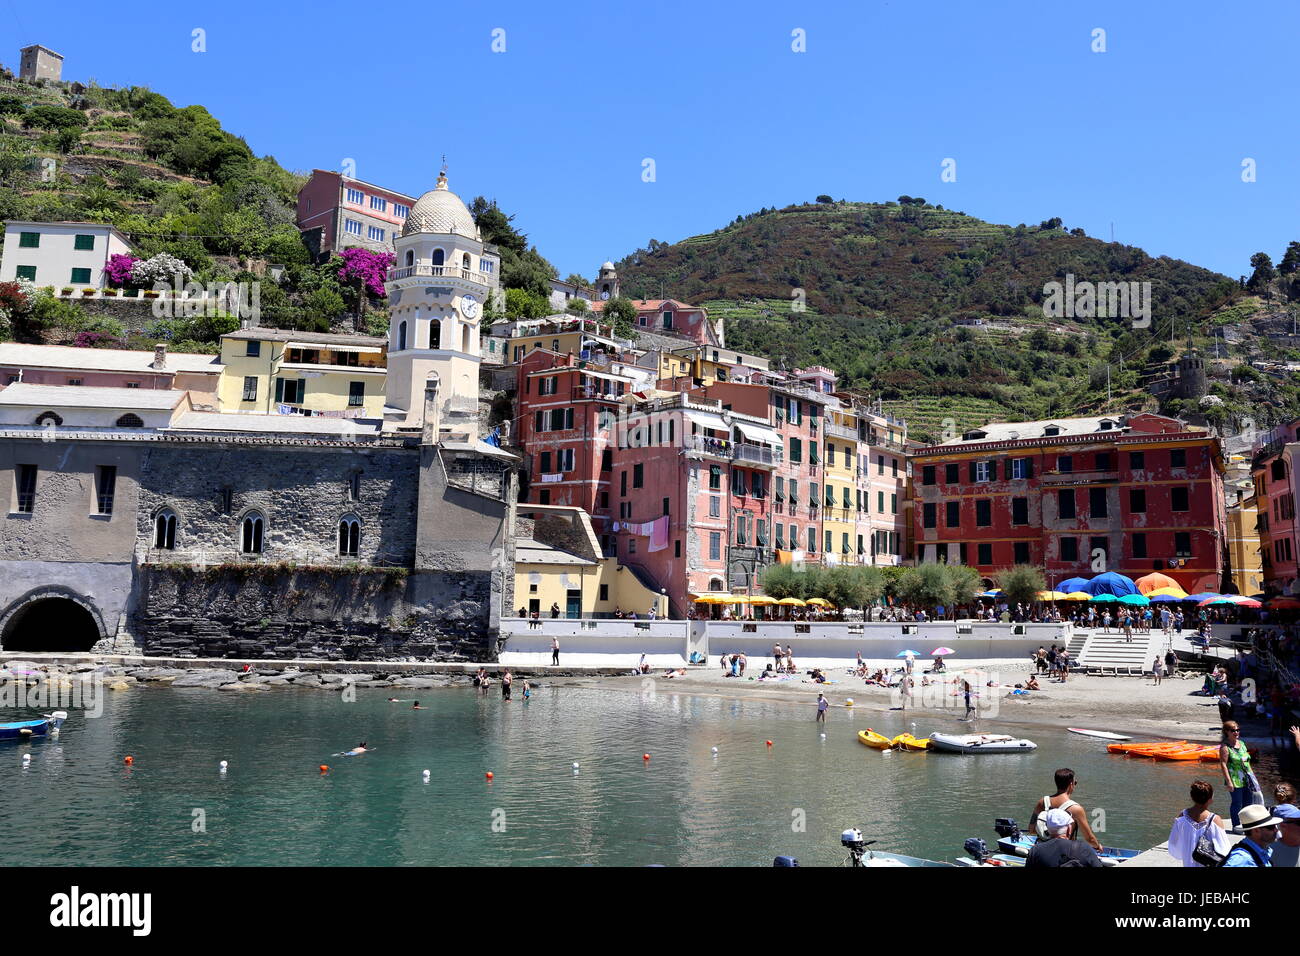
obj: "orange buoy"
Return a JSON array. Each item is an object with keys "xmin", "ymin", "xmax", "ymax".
[
  {"xmin": 319, "ymin": 764, "xmax": 329, "ymax": 773},
  {"xmin": 124, "ymin": 756, "xmax": 133, "ymax": 765},
  {"xmin": 485, "ymin": 771, "xmax": 494, "ymax": 780},
  {"xmin": 642, "ymin": 753, "xmax": 650, "ymax": 761},
  {"xmin": 766, "ymin": 740, "xmax": 773, "ymax": 747}
]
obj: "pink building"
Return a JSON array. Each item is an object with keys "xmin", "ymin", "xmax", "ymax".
[
  {"xmin": 296, "ymin": 170, "xmax": 417, "ymax": 258},
  {"xmin": 592, "ymin": 298, "xmax": 721, "ymax": 346},
  {"xmin": 0, "ymin": 343, "xmax": 222, "ymax": 408}
]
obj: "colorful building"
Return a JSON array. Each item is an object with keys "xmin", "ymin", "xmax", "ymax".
[
  {"xmin": 296, "ymin": 170, "xmax": 417, "ymax": 258},
  {"xmin": 217, "ymin": 328, "xmax": 386, "ymax": 418},
  {"xmin": 1251, "ymin": 420, "xmax": 1300, "ymax": 595},
  {"xmin": 910, "ymin": 413, "xmax": 1227, "ymax": 593},
  {"xmin": 0, "ymin": 343, "xmax": 222, "ymax": 408}
]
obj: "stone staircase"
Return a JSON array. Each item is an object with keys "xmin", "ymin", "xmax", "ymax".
[{"xmin": 1076, "ymin": 629, "xmax": 1162, "ymax": 675}]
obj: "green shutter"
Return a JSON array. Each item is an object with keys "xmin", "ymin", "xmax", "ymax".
[
  {"xmin": 18, "ymin": 232, "xmax": 39, "ymax": 248},
  {"xmin": 74, "ymin": 234, "xmax": 95, "ymax": 250},
  {"xmin": 15, "ymin": 265, "xmax": 36, "ymax": 281},
  {"xmin": 70, "ymin": 268, "xmax": 92, "ymax": 284}
]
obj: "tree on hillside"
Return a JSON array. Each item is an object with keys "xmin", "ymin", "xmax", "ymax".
[
  {"xmin": 468, "ymin": 196, "xmax": 556, "ymax": 298},
  {"xmin": 602, "ymin": 295, "xmax": 639, "ymax": 339},
  {"xmin": 22, "ymin": 105, "xmax": 86, "ymax": 131},
  {"xmin": 1247, "ymin": 252, "xmax": 1276, "ymax": 293},
  {"xmin": 1278, "ymin": 241, "xmax": 1300, "ymax": 276},
  {"xmin": 998, "ymin": 564, "xmax": 1046, "ymax": 608},
  {"xmin": 816, "ymin": 195, "xmax": 833, "ymax": 204}
]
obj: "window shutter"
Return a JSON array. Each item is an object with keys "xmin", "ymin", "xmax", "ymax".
[
  {"xmin": 534, "ymin": 410, "xmax": 544, "ymax": 431},
  {"xmin": 274, "ymin": 378, "xmax": 284, "ymax": 403},
  {"xmin": 968, "ymin": 461, "xmax": 976, "ymax": 482},
  {"xmin": 1025, "ymin": 458, "xmax": 1034, "ymax": 479},
  {"xmin": 565, "ymin": 408, "xmax": 574, "ymax": 429}
]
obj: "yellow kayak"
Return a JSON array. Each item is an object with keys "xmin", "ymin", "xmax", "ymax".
[
  {"xmin": 895, "ymin": 733, "xmax": 931, "ymax": 752},
  {"xmin": 858, "ymin": 729, "xmax": 893, "ymax": 750}
]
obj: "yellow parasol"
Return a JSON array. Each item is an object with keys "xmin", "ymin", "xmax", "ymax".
[
  {"xmin": 749, "ymin": 595, "xmax": 777, "ymax": 605},
  {"xmin": 1061, "ymin": 592, "xmax": 1091, "ymax": 601},
  {"xmin": 806, "ymin": 598, "xmax": 835, "ymax": 608},
  {"xmin": 777, "ymin": 597, "xmax": 806, "ymax": 606},
  {"xmin": 1037, "ymin": 590, "xmax": 1069, "ymax": 601},
  {"xmin": 1147, "ymin": 585, "xmax": 1189, "ymax": 599},
  {"xmin": 693, "ymin": 594, "xmax": 736, "ymax": 604}
]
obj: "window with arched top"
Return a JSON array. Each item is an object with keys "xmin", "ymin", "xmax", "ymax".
[
  {"xmin": 404, "ymin": 249, "xmax": 414, "ymax": 266},
  {"xmin": 35, "ymin": 411, "xmax": 63, "ymax": 427},
  {"xmin": 428, "ymin": 320, "xmax": 440, "ymax": 350},
  {"xmin": 431, "ymin": 248, "xmax": 445, "ymax": 266},
  {"xmin": 463, "ymin": 324, "xmax": 472, "ymax": 353},
  {"xmin": 240, "ymin": 512, "xmax": 264, "ymax": 554},
  {"xmin": 397, "ymin": 320, "xmax": 407, "ymax": 351},
  {"xmin": 462, "ymin": 252, "xmax": 471, "ymax": 270},
  {"xmin": 154, "ymin": 509, "xmax": 177, "ymax": 549},
  {"xmin": 116, "ymin": 413, "xmax": 144, "ymax": 428},
  {"xmin": 338, "ymin": 516, "xmax": 360, "ymax": 557}
]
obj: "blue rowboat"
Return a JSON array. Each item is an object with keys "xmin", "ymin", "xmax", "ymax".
[{"xmin": 0, "ymin": 711, "xmax": 67, "ymax": 742}]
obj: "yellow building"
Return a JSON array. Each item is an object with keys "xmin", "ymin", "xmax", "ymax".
[
  {"xmin": 1227, "ymin": 493, "xmax": 1264, "ymax": 595},
  {"xmin": 217, "ymin": 329, "xmax": 387, "ymax": 417},
  {"xmin": 821, "ymin": 403, "xmax": 861, "ymax": 563},
  {"xmin": 514, "ymin": 505, "xmax": 663, "ymax": 617}
]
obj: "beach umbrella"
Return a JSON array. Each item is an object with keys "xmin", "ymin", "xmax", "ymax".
[
  {"xmin": 1084, "ymin": 571, "xmax": 1138, "ymax": 597},
  {"xmin": 896, "ymin": 650, "xmax": 921, "ymax": 658},
  {"xmin": 749, "ymin": 595, "xmax": 777, "ymax": 605},
  {"xmin": 806, "ymin": 598, "xmax": 834, "ymax": 608},
  {"xmin": 694, "ymin": 594, "xmax": 734, "ymax": 604},
  {"xmin": 1135, "ymin": 572, "xmax": 1181, "ymax": 596},
  {"xmin": 1148, "ymin": 585, "xmax": 1189, "ymax": 600},
  {"xmin": 1266, "ymin": 597, "xmax": 1300, "ymax": 609},
  {"xmin": 1058, "ymin": 577, "xmax": 1091, "ymax": 594},
  {"xmin": 1089, "ymin": 593, "xmax": 1120, "ymax": 603},
  {"xmin": 930, "ymin": 647, "xmax": 956, "ymax": 656},
  {"xmin": 1185, "ymin": 592, "xmax": 1219, "ymax": 603},
  {"xmin": 1149, "ymin": 593, "xmax": 1184, "ymax": 603},
  {"xmin": 1234, "ymin": 599, "xmax": 1262, "ymax": 608},
  {"xmin": 1037, "ymin": 590, "xmax": 1069, "ymax": 601},
  {"xmin": 979, "ymin": 590, "xmax": 1001, "ymax": 599},
  {"xmin": 1118, "ymin": 594, "xmax": 1150, "ymax": 606},
  {"xmin": 1061, "ymin": 591, "xmax": 1091, "ymax": 601},
  {"xmin": 777, "ymin": 597, "xmax": 806, "ymax": 606}
]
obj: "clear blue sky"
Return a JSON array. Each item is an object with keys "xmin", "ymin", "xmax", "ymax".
[{"xmin": 7, "ymin": 0, "xmax": 1298, "ymax": 281}]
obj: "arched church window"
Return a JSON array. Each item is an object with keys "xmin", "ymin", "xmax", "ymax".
[
  {"xmin": 154, "ymin": 509, "xmax": 177, "ymax": 550},
  {"xmin": 428, "ymin": 320, "xmax": 441, "ymax": 350},
  {"xmin": 338, "ymin": 515, "xmax": 360, "ymax": 557},
  {"xmin": 116, "ymin": 413, "xmax": 144, "ymax": 428},
  {"xmin": 241, "ymin": 512, "xmax": 265, "ymax": 554},
  {"xmin": 431, "ymin": 248, "xmax": 445, "ymax": 267},
  {"xmin": 405, "ymin": 250, "xmax": 414, "ymax": 267},
  {"xmin": 398, "ymin": 321, "xmax": 407, "ymax": 351},
  {"xmin": 462, "ymin": 252, "xmax": 471, "ymax": 271}
]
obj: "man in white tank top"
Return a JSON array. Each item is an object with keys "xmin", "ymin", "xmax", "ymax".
[{"xmin": 1028, "ymin": 768, "xmax": 1103, "ymax": 850}]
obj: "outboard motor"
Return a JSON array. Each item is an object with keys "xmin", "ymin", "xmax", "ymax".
[
  {"xmin": 841, "ymin": 827, "xmax": 868, "ymax": 867},
  {"xmin": 963, "ymin": 837, "xmax": 992, "ymax": 863},
  {"xmin": 773, "ymin": 855, "xmax": 799, "ymax": 867},
  {"xmin": 993, "ymin": 818, "xmax": 1020, "ymax": 841}
]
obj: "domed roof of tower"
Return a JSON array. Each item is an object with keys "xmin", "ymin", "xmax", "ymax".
[
  {"xmin": 600, "ymin": 261, "xmax": 615, "ymax": 272},
  {"xmin": 401, "ymin": 171, "xmax": 480, "ymax": 240}
]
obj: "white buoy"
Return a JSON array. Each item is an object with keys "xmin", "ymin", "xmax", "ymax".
[
  {"xmin": 219, "ymin": 760, "xmax": 228, "ymax": 772},
  {"xmin": 845, "ymin": 698, "xmax": 854, "ymax": 707},
  {"xmin": 820, "ymin": 733, "xmax": 826, "ymax": 740},
  {"xmin": 422, "ymin": 769, "xmax": 431, "ymax": 781},
  {"xmin": 711, "ymin": 747, "xmax": 718, "ymax": 754},
  {"xmin": 22, "ymin": 753, "xmax": 31, "ymax": 764},
  {"xmin": 572, "ymin": 762, "xmax": 580, "ymax": 770}
]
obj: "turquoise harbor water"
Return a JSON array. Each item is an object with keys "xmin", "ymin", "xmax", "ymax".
[{"xmin": 1, "ymin": 684, "xmax": 1263, "ymax": 867}]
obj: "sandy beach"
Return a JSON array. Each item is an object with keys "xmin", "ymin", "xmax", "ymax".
[{"xmin": 562, "ymin": 657, "xmax": 1276, "ymax": 746}]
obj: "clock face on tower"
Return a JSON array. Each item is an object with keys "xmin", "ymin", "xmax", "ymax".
[
  {"xmin": 460, "ymin": 294, "xmax": 479, "ymax": 319},
  {"xmin": 601, "ymin": 291, "xmax": 610, "ymax": 300}
]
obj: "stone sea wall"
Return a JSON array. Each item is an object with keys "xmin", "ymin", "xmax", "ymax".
[{"xmin": 131, "ymin": 566, "xmax": 497, "ymax": 661}]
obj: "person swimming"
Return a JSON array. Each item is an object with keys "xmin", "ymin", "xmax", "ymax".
[
  {"xmin": 412, "ymin": 701, "xmax": 425, "ymax": 710},
  {"xmin": 345, "ymin": 741, "xmax": 369, "ymax": 756}
]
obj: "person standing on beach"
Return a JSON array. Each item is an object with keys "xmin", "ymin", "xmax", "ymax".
[
  {"xmin": 899, "ymin": 675, "xmax": 913, "ymax": 712},
  {"xmin": 775, "ymin": 643, "xmax": 784, "ymax": 671},
  {"xmin": 1152, "ymin": 655, "xmax": 1164, "ymax": 685},
  {"xmin": 551, "ymin": 637, "xmax": 560, "ymax": 666},
  {"xmin": 962, "ymin": 680, "xmax": 975, "ymax": 720},
  {"xmin": 1165, "ymin": 648, "xmax": 1178, "ymax": 679},
  {"xmin": 785, "ymin": 645, "xmax": 795, "ymax": 674},
  {"xmin": 816, "ymin": 693, "xmax": 829, "ymax": 723}
]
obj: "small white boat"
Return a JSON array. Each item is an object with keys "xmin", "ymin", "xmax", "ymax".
[
  {"xmin": 1068, "ymin": 728, "xmax": 1131, "ymax": 741},
  {"xmin": 929, "ymin": 732, "xmax": 1037, "ymax": 754}
]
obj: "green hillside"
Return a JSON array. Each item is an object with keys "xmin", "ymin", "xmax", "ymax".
[{"xmin": 613, "ymin": 199, "xmax": 1294, "ymax": 438}]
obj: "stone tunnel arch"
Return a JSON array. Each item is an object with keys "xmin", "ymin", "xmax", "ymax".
[{"xmin": 0, "ymin": 589, "xmax": 107, "ymax": 653}]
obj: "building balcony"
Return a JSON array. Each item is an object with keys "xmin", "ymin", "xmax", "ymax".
[
  {"xmin": 386, "ymin": 264, "xmax": 494, "ymax": 286},
  {"xmin": 571, "ymin": 386, "xmax": 622, "ymax": 403},
  {"xmin": 1040, "ymin": 469, "xmax": 1120, "ymax": 485},
  {"xmin": 825, "ymin": 422, "xmax": 859, "ymax": 441},
  {"xmin": 684, "ymin": 435, "xmax": 782, "ymax": 468}
]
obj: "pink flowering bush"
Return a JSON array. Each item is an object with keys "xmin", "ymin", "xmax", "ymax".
[
  {"xmin": 74, "ymin": 331, "xmax": 126, "ymax": 349},
  {"xmin": 337, "ymin": 248, "xmax": 395, "ymax": 299},
  {"xmin": 104, "ymin": 253, "xmax": 138, "ymax": 287}
]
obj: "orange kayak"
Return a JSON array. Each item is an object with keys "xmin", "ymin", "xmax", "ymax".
[
  {"xmin": 1153, "ymin": 747, "xmax": 1209, "ymax": 760},
  {"xmin": 1107, "ymin": 741, "xmax": 1188, "ymax": 755}
]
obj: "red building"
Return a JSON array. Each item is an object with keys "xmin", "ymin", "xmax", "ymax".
[
  {"xmin": 909, "ymin": 414, "xmax": 1227, "ymax": 592},
  {"xmin": 296, "ymin": 170, "xmax": 417, "ymax": 258}
]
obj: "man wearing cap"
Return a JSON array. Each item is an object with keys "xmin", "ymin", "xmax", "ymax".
[
  {"xmin": 1269, "ymin": 804, "xmax": 1300, "ymax": 867},
  {"xmin": 1221, "ymin": 805, "xmax": 1282, "ymax": 866},
  {"xmin": 1025, "ymin": 809, "xmax": 1103, "ymax": 867}
]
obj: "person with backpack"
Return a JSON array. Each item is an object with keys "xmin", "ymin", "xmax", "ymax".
[
  {"xmin": 1028, "ymin": 768, "xmax": 1104, "ymax": 851},
  {"xmin": 1221, "ymin": 805, "xmax": 1283, "ymax": 866},
  {"xmin": 1167, "ymin": 780, "xmax": 1232, "ymax": 866},
  {"xmin": 1025, "ymin": 809, "xmax": 1103, "ymax": 867}
]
